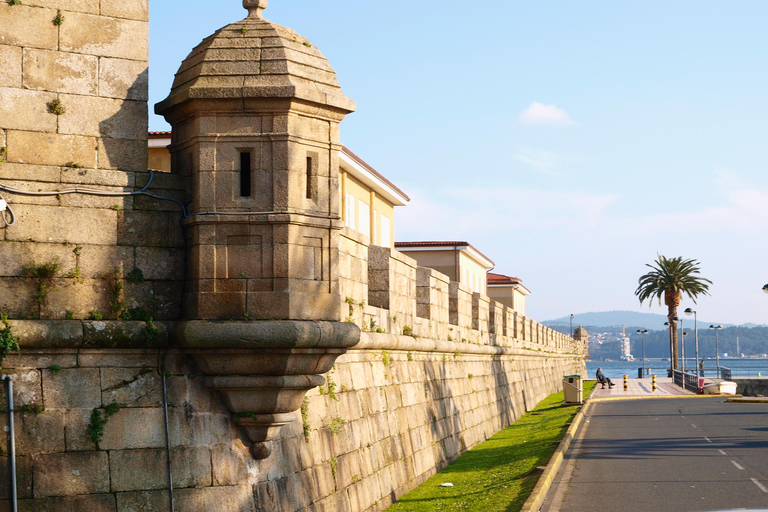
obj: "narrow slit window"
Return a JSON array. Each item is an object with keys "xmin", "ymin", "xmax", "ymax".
[
  {"xmin": 240, "ymin": 152, "xmax": 252, "ymax": 197},
  {"xmin": 306, "ymin": 156, "xmax": 313, "ymax": 199}
]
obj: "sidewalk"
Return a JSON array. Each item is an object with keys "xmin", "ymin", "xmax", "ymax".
[{"xmin": 589, "ymin": 377, "xmax": 694, "ymax": 398}]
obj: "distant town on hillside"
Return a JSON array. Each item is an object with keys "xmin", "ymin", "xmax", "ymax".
[{"xmin": 545, "ymin": 311, "xmax": 768, "ymax": 361}]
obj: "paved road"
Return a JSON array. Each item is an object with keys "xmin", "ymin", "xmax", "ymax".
[{"xmin": 544, "ymin": 397, "xmax": 768, "ymax": 512}]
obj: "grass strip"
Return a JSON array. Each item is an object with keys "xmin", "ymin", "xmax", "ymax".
[{"xmin": 388, "ymin": 381, "xmax": 596, "ymax": 512}]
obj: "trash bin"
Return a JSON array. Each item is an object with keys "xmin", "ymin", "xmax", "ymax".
[{"xmin": 563, "ymin": 374, "xmax": 583, "ymax": 404}]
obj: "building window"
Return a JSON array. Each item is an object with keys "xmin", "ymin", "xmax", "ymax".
[
  {"xmin": 345, "ymin": 193, "xmax": 355, "ymax": 229},
  {"xmin": 239, "ymin": 152, "xmax": 251, "ymax": 197},
  {"xmin": 358, "ymin": 201, "xmax": 370, "ymax": 237},
  {"xmin": 380, "ymin": 214, "xmax": 390, "ymax": 247},
  {"xmin": 306, "ymin": 156, "xmax": 313, "ymax": 199}
]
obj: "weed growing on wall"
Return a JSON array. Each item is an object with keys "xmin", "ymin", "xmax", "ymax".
[
  {"xmin": 125, "ymin": 268, "xmax": 144, "ymax": 284},
  {"xmin": 87, "ymin": 402, "xmax": 120, "ymax": 445},
  {"xmin": 328, "ymin": 418, "xmax": 345, "ymax": 435},
  {"xmin": 47, "ymin": 99, "xmax": 66, "ymax": 115},
  {"xmin": 0, "ymin": 147, "xmax": 6, "ymax": 162},
  {"xmin": 0, "ymin": 314, "xmax": 20, "ymax": 367},
  {"xmin": 101, "ymin": 269, "xmax": 125, "ymax": 319},
  {"xmin": 53, "ymin": 10, "xmax": 64, "ymax": 25},
  {"xmin": 301, "ymin": 397, "xmax": 310, "ymax": 442},
  {"xmin": 21, "ymin": 260, "xmax": 61, "ymax": 316},
  {"xmin": 48, "ymin": 364, "xmax": 61, "ymax": 374}
]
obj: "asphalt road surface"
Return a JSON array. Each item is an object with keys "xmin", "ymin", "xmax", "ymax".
[{"xmin": 544, "ymin": 398, "xmax": 768, "ymax": 512}]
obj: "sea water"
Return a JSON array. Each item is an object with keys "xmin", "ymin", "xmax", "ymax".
[{"xmin": 586, "ymin": 359, "xmax": 768, "ymax": 380}]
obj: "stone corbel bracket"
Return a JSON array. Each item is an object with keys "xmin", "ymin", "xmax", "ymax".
[{"xmin": 174, "ymin": 320, "xmax": 360, "ymax": 458}]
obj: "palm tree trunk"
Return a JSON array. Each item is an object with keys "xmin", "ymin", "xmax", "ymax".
[{"xmin": 668, "ymin": 309, "xmax": 679, "ymax": 370}]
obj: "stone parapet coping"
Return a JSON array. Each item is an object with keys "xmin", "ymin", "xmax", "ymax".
[
  {"xmin": 352, "ymin": 331, "xmax": 581, "ymax": 358},
  {"xmin": 7, "ymin": 319, "xmax": 170, "ymax": 349}
]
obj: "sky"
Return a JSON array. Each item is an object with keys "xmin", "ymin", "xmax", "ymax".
[{"xmin": 149, "ymin": 1, "xmax": 768, "ymax": 326}]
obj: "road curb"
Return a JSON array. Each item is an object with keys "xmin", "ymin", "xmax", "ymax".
[{"xmin": 519, "ymin": 392, "xmax": 594, "ymax": 512}]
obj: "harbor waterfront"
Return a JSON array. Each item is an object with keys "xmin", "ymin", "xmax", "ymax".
[{"xmin": 586, "ymin": 359, "xmax": 768, "ymax": 380}]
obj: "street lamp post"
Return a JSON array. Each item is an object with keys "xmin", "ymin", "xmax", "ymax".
[
  {"xmin": 684, "ymin": 308, "xmax": 699, "ymax": 378},
  {"xmin": 636, "ymin": 329, "xmax": 648, "ymax": 376},
  {"xmin": 710, "ymin": 324, "xmax": 723, "ymax": 377},
  {"xmin": 679, "ymin": 318, "xmax": 685, "ymax": 373},
  {"xmin": 570, "ymin": 313, "xmax": 574, "ymax": 337}
]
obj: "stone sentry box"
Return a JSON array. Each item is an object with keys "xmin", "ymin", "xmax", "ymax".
[
  {"xmin": 155, "ymin": 0, "xmax": 362, "ymax": 457},
  {"xmin": 156, "ymin": 0, "xmax": 356, "ymax": 322}
]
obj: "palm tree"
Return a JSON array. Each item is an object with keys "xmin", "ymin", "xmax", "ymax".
[{"xmin": 635, "ymin": 256, "xmax": 712, "ymax": 370}]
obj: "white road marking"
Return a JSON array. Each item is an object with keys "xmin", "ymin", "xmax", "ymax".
[
  {"xmin": 691, "ymin": 424, "xmax": 697, "ymax": 429},
  {"xmin": 703, "ymin": 436, "xmax": 711, "ymax": 443},
  {"xmin": 731, "ymin": 460, "xmax": 745, "ymax": 470},
  {"xmin": 718, "ymin": 449, "xmax": 726, "ymax": 455},
  {"xmin": 752, "ymin": 478, "xmax": 768, "ymax": 493}
]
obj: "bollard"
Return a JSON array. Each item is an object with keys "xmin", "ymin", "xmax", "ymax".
[
  {"xmin": 623, "ymin": 374, "xmax": 628, "ymax": 392},
  {"xmin": 652, "ymin": 374, "xmax": 657, "ymax": 392}
]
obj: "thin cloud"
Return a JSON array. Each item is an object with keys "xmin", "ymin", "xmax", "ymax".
[{"xmin": 518, "ymin": 102, "xmax": 576, "ymax": 126}]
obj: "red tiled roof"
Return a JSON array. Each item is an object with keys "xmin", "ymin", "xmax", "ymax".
[
  {"xmin": 395, "ymin": 241, "xmax": 469, "ymax": 248},
  {"xmin": 341, "ymin": 146, "xmax": 410, "ymax": 202},
  {"xmin": 487, "ymin": 272, "xmax": 522, "ymax": 285},
  {"xmin": 148, "ymin": 131, "xmax": 171, "ymax": 137}
]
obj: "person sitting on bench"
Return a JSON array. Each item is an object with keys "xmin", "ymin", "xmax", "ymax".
[{"xmin": 596, "ymin": 367, "xmax": 614, "ymax": 388}]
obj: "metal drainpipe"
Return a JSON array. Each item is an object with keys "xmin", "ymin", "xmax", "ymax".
[
  {"xmin": 162, "ymin": 372, "xmax": 175, "ymax": 511},
  {"xmin": 2, "ymin": 375, "xmax": 17, "ymax": 512}
]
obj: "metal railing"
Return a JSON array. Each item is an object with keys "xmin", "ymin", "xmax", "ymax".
[{"xmin": 672, "ymin": 370, "xmax": 701, "ymax": 393}]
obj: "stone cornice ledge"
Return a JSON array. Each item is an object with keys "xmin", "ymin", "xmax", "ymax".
[{"xmin": 352, "ymin": 332, "xmax": 583, "ymax": 358}]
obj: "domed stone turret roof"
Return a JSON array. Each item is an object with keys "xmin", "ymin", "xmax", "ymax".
[
  {"xmin": 573, "ymin": 326, "xmax": 589, "ymax": 340},
  {"xmin": 156, "ymin": 0, "xmax": 355, "ymax": 116}
]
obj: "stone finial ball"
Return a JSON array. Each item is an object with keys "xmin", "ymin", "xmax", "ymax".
[{"xmin": 243, "ymin": 0, "xmax": 268, "ymax": 17}]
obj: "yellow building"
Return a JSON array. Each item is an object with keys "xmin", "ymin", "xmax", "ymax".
[
  {"xmin": 340, "ymin": 147, "xmax": 409, "ymax": 248},
  {"xmin": 487, "ymin": 272, "xmax": 531, "ymax": 316},
  {"xmin": 393, "ymin": 241, "xmax": 494, "ymax": 295},
  {"xmin": 147, "ymin": 134, "xmax": 408, "ymax": 249}
]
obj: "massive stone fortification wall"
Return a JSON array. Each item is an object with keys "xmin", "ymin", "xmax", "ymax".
[
  {"xmin": 0, "ymin": 321, "xmax": 583, "ymax": 512},
  {"xmin": 0, "ymin": 1, "xmax": 587, "ymax": 510}
]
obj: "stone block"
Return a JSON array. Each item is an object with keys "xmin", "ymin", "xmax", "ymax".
[
  {"xmin": 0, "ymin": 455, "xmax": 32, "ymax": 499},
  {"xmin": 5, "ymin": 131, "xmax": 96, "ymax": 168},
  {"xmin": 0, "ymin": 369, "xmax": 41, "ymax": 408},
  {"xmin": 171, "ymin": 446, "xmax": 212, "ymax": 488},
  {"xmin": 18, "ymin": 494, "xmax": 116, "ymax": 512},
  {"xmin": 0, "ymin": 88, "xmax": 57, "ymax": 132},
  {"xmin": 212, "ymin": 442, "xmax": 249, "ymax": 486},
  {"xmin": 33, "ymin": 451, "xmax": 109, "ymax": 497},
  {"xmin": 0, "ymin": 4, "xmax": 57, "ymax": 50},
  {"xmin": 136, "ymin": 247, "xmax": 184, "ymax": 280},
  {"xmin": 77, "ymin": 245, "xmax": 134, "ymax": 279},
  {"xmin": 101, "ymin": 367, "xmax": 161, "ymax": 407},
  {"xmin": 109, "ymin": 448, "xmax": 166, "ymax": 492},
  {"xmin": 42, "ymin": 368, "xmax": 101, "ymax": 409},
  {"xmin": 58, "ymin": 95, "xmax": 147, "ymax": 140},
  {"xmin": 99, "ymin": 57, "xmax": 148, "ymax": 101},
  {"xmin": 98, "ymin": 138, "xmax": 148, "ymax": 172},
  {"xmin": 101, "ymin": 0, "xmax": 149, "ymax": 21},
  {"xmin": 0, "ymin": 45, "xmax": 21, "ymax": 87},
  {"xmin": 60, "ymin": 13, "xmax": 147, "ymax": 61},
  {"xmin": 21, "ymin": 0, "xmax": 99, "ymax": 13},
  {"xmin": 98, "ymin": 407, "xmax": 165, "ymax": 450},
  {"xmin": 115, "ymin": 490, "xmax": 170, "ymax": 512},
  {"xmin": 64, "ymin": 408, "xmax": 97, "ymax": 451},
  {"xmin": 175, "ymin": 486, "xmax": 255, "ymax": 512},
  {"xmin": 168, "ymin": 409, "xmax": 231, "ymax": 447},
  {"xmin": 1, "ymin": 410, "xmax": 66, "ymax": 455},
  {"xmin": 23, "ymin": 48, "xmax": 98, "ymax": 95},
  {"xmin": 117, "ymin": 210, "xmax": 169, "ymax": 248}
]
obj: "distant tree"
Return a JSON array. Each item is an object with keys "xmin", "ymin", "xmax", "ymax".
[{"xmin": 634, "ymin": 256, "xmax": 712, "ymax": 370}]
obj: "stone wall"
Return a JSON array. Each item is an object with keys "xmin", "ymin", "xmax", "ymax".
[
  {"xmin": 0, "ymin": 320, "xmax": 584, "ymax": 512},
  {"xmin": 0, "ymin": 0, "xmax": 187, "ymax": 323}
]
